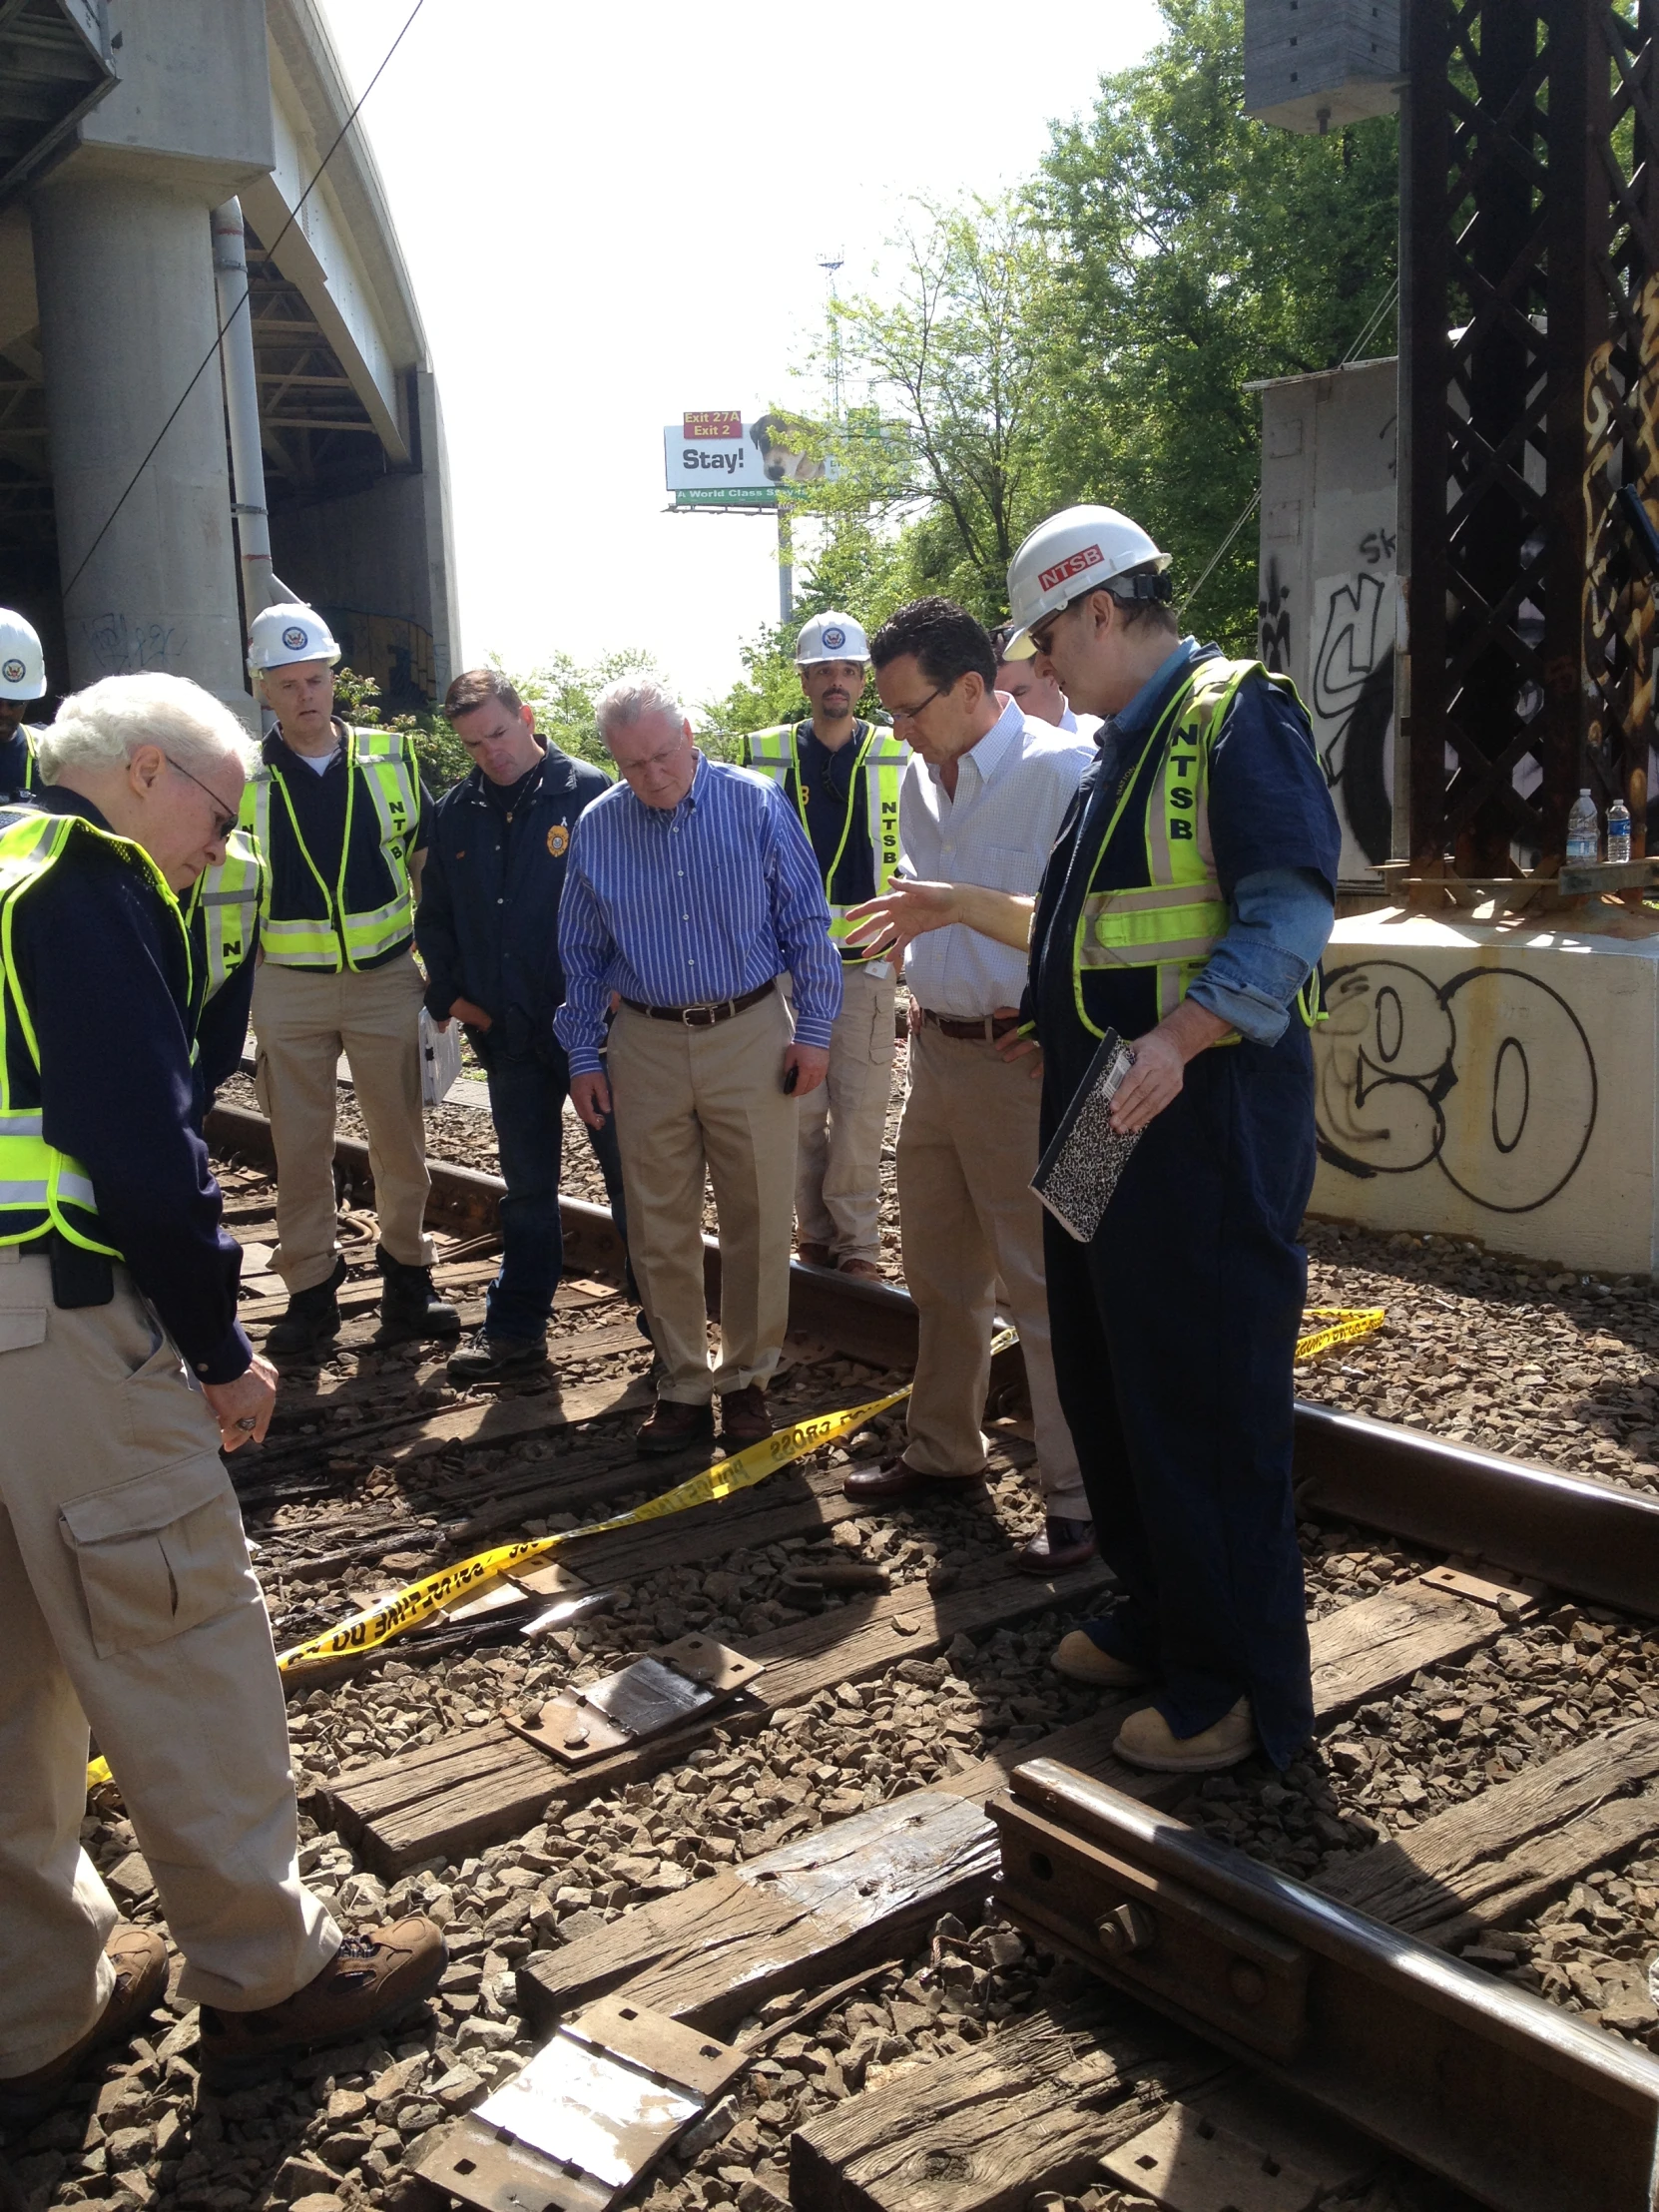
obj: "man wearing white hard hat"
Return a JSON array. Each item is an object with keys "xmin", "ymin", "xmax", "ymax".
[
  {"xmin": 856, "ymin": 508, "xmax": 1340, "ymax": 1773},
  {"xmin": 0, "ymin": 608, "xmax": 49, "ymax": 797},
  {"xmin": 243, "ymin": 604, "xmax": 457, "ymax": 1356},
  {"xmin": 743, "ymin": 613, "xmax": 907, "ymax": 1279}
]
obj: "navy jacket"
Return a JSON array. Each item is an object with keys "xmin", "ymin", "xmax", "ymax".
[
  {"xmin": 415, "ymin": 744, "xmax": 612, "ymax": 1063},
  {"xmin": 6, "ymin": 790, "xmax": 251, "ymax": 1381}
]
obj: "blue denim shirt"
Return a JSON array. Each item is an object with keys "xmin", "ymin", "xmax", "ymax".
[{"xmin": 1095, "ymin": 639, "xmax": 1334, "ymax": 1047}]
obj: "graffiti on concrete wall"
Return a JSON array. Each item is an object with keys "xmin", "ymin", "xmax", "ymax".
[
  {"xmin": 1311, "ymin": 570, "xmax": 1394, "ymax": 866},
  {"xmin": 1315, "ymin": 958, "xmax": 1598, "ymax": 1214}
]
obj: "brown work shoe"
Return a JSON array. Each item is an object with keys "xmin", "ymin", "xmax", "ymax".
[
  {"xmin": 637, "ymin": 1396, "xmax": 716, "ymax": 1457},
  {"xmin": 836, "ymin": 1256, "xmax": 884, "ymax": 1282},
  {"xmin": 0, "ymin": 1924, "xmax": 168, "ymax": 2123},
  {"xmin": 796, "ymin": 1241, "xmax": 834, "ymax": 1269},
  {"xmin": 1018, "ymin": 1514, "xmax": 1098, "ymax": 1573},
  {"xmin": 198, "ymin": 1917, "xmax": 445, "ymax": 2090},
  {"xmin": 719, "ymin": 1384, "xmax": 773, "ymax": 1447},
  {"xmin": 841, "ymin": 1457, "xmax": 985, "ymax": 1504}
]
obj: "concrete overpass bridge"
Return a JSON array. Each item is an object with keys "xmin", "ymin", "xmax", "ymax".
[{"xmin": 0, "ymin": 0, "xmax": 458, "ymax": 722}]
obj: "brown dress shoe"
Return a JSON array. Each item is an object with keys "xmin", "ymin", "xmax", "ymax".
[
  {"xmin": 1018, "ymin": 1515, "xmax": 1098, "ymax": 1573},
  {"xmin": 836, "ymin": 1256, "xmax": 884, "ymax": 1282},
  {"xmin": 841, "ymin": 1457, "xmax": 985, "ymax": 1504},
  {"xmin": 637, "ymin": 1396, "xmax": 716, "ymax": 1456},
  {"xmin": 198, "ymin": 1917, "xmax": 445, "ymax": 2089},
  {"xmin": 796, "ymin": 1241, "xmax": 834, "ymax": 1268},
  {"xmin": 719, "ymin": 1383, "xmax": 773, "ymax": 1447},
  {"xmin": 0, "ymin": 1924, "xmax": 168, "ymax": 2123}
]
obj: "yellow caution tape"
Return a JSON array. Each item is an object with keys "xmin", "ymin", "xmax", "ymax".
[
  {"xmin": 85, "ymin": 1311, "xmax": 1383, "ymax": 1794},
  {"xmin": 1295, "ymin": 1307, "xmax": 1385, "ymax": 1362}
]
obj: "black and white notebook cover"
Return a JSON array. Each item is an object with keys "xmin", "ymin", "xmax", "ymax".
[{"xmin": 1030, "ymin": 1027, "xmax": 1141, "ymax": 1243}]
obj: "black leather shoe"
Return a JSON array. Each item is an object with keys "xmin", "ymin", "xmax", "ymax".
[
  {"xmin": 447, "ymin": 1332, "xmax": 547, "ymax": 1383},
  {"xmin": 841, "ymin": 1457, "xmax": 985, "ymax": 1504},
  {"xmin": 266, "ymin": 1254, "xmax": 347, "ymax": 1356},
  {"xmin": 1018, "ymin": 1515, "xmax": 1098, "ymax": 1573},
  {"xmin": 374, "ymin": 1244, "xmax": 461, "ymax": 1345}
]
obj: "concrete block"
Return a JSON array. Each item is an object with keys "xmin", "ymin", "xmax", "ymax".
[{"xmin": 1312, "ymin": 909, "xmax": 1659, "ymax": 1274}]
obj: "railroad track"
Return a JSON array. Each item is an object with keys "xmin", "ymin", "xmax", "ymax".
[{"xmin": 11, "ymin": 1106, "xmax": 1658, "ymax": 2212}]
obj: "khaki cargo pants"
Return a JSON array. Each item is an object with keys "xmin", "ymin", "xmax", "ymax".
[
  {"xmin": 794, "ymin": 961, "xmax": 896, "ymax": 1266},
  {"xmin": 0, "ymin": 1249, "xmax": 337, "ymax": 2076}
]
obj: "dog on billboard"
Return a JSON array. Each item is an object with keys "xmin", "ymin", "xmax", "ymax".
[{"xmin": 750, "ymin": 413, "xmax": 827, "ymax": 485}]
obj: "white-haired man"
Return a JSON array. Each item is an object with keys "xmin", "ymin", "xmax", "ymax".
[
  {"xmin": 557, "ymin": 678, "xmax": 841, "ymax": 1454},
  {"xmin": 0, "ymin": 673, "xmax": 443, "ymax": 2119},
  {"xmin": 244, "ymin": 603, "xmax": 456, "ymax": 1356}
]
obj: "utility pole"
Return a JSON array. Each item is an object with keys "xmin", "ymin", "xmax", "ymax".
[{"xmin": 818, "ymin": 249, "xmax": 845, "ymax": 421}]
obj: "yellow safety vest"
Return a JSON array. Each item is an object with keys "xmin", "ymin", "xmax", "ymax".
[
  {"xmin": 1073, "ymin": 658, "xmax": 1323, "ymax": 1036},
  {"xmin": 244, "ymin": 726, "xmax": 420, "ymax": 971},
  {"xmin": 0, "ymin": 807, "xmax": 192, "ymax": 1256},
  {"xmin": 184, "ymin": 827, "xmax": 266, "ymax": 1002},
  {"xmin": 743, "ymin": 720, "xmax": 905, "ymax": 957},
  {"xmin": 4, "ymin": 727, "xmax": 43, "ymax": 796}
]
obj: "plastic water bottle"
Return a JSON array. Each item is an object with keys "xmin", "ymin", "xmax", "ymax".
[
  {"xmin": 1566, "ymin": 790, "xmax": 1600, "ymax": 866},
  {"xmin": 1607, "ymin": 799, "xmax": 1632, "ymax": 865}
]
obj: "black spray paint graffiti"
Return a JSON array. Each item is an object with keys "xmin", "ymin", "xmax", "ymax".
[
  {"xmin": 1259, "ymin": 557, "xmax": 1292, "ymax": 674},
  {"xmin": 1312, "ymin": 575, "xmax": 1393, "ymax": 866},
  {"xmin": 1315, "ymin": 960, "xmax": 1598, "ymax": 1215}
]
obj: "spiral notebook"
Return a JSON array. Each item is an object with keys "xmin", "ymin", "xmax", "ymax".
[{"xmin": 1030, "ymin": 1027, "xmax": 1141, "ymax": 1243}]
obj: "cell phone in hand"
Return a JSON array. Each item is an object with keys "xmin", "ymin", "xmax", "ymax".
[{"xmin": 782, "ymin": 1060, "xmax": 800, "ymax": 1094}]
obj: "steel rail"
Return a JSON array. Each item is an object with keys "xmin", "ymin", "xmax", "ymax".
[
  {"xmin": 206, "ymin": 1104, "xmax": 1659, "ymax": 1620},
  {"xmin": 993, "ymin": 1759, "xmax": 1659, "ymax": 2212}
]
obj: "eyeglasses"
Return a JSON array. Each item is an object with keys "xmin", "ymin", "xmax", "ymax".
[
  {"xmin": 887, "ymin": 683, "xmax": 945, "ymax": 726},
  {"xmin": 1027, "ymin": 611, "xmax": 1066, "ymax": 659},
  {"xmin": 165, "ymin": 755, "xmax": 239, "ymax": 840}
]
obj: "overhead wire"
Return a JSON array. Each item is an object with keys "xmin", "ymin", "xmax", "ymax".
[
  {"xmin": 58, "ymin": 0, "xmax": 429, "ymax": 607},
  {"xmin": 1179, "ymin": 274, "xmax": 1401, "ymax": 622}
]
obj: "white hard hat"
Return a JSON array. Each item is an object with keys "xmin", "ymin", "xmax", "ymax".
[
  {"xmin": 795, "ymin": 610, "xmax": 868, "ymax": 666},
  {"xmin": 1005, "ymin": 505, "xmax": 1171, "ymax": 653},
  {"xmin": 0, "ymin": 608, "xmax": 46, "ymax": 700},
  {"xmin": 248, "ymin": 601, "xmax": 341, "ymax": 674}
]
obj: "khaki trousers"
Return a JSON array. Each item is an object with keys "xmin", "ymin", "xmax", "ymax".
[
  {"xmin": 795, "ymin": 963, "xmax": 896, "ymax": 1264},
  {"xmin": 606, "ymin": 989, "xmax": 797, "ymax": 1402},
  {"xmin": 896, "ymin": 1022, "xmax": 1087, "ymax": 1515},
  {"xmin": 0, "ymin": 1250, "xmax": 337, "ymax": 2075},
  {"xmin": 252, "ymin": 953, "xmax": 434, "ymax": 1293}
]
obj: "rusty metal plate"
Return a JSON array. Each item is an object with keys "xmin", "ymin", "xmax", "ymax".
[
  {"xmin": 1101, "ymin": 2103, "xmax": 1324, "ymax": 2212},
  {"xmin": 562, "ymin": 1996, "xmax": 748, "ymax": 2099},
  {"xmin": 414, "ymin": 2119, "xmax": 612, "ymax": 2212},
  {"xmin": 473, "ymin": 2032, "xmax": 701, "ymax": 2183},
  {"xmin": 586, "ymin": 1656, "xmax": 714, "ymax": 1736},
  {"xmin": 1418, "ymin": 1563, "xmax": 1543, "ymax": 1616},
  {"xmin": 656, "ymin": 1634, "xmax": 763, "ymax": 1692},
  {"xmin": 507, "ymin": 1694, "xmax": 633, "ymax": 1765}
]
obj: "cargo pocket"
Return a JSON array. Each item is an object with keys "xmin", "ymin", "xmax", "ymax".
[
  {"xmin": 0, "ymin": 1309, "xmax": 47, "ymax": 1356},
  {"xmin": 60, "ymin": 1457, "xmax": 256, "ymax": 1659}
]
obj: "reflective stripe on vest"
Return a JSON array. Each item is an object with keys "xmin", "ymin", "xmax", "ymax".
[
  {"xmin": 245, "ymin": 727, "xmax": 419, "ymax": 970},
  {"xmin": 185, "ymin": 827, "xmax": 266, "ymax": 1000},
  {"xmin": 744, "ymin": 722, "xmax": 905, "ymax": 952},
  {"xmin": 1073, "ymin": 658, "xmax": 1315, "ymax": 1034},
  {"xmin": 0, "ymin": 807, "xmax": 191, "ymax": 1255}
]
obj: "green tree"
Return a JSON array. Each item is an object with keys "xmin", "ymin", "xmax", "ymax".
[
  {"xmin": 827, "ymin": 197, "xmax": 1060, "ymax": 621},
  {"xmin": 1034, "ymin": 0, "xmax": 1398, "ymax": 648}
]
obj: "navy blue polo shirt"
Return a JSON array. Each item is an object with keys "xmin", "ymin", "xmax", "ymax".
[
  {"xmin": 262, "ymin": 727, "xmax": 434, "ymax": 970},
  {"xmin": 796, "ymin": 720, "xmax": 877, "ymax": 907}
]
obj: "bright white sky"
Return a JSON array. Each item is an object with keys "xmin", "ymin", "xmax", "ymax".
[{"xmin": 323, "ymin": 0, "xmax": 1167, "ymax": 711}]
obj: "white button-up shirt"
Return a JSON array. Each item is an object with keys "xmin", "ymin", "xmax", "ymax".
[{"xmin": 899, "ymin": 694, "xmax": 1092, "ymax": 1018}]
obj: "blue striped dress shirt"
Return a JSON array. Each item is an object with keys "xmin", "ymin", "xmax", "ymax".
[{"xmin": 554, "ymin": 753, "xmax": 841, "ymax": 1075}]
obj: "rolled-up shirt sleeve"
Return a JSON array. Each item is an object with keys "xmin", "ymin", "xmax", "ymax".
[
  {"xmin": 552, "ymin": 838, "xmax": 615, "ymax": 1076},
  {"xmin": 761, "ymin": 790, "xmax": 840, "ymax": 1047},
  {"xmin": 1186, "ymin": 865, "xmax": 1335, "ymax": 1046}
]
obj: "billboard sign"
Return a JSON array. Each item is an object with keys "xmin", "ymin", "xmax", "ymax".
[{"xmin": 664, "ymin": 411, "xmax": 839, "ymax": 509}]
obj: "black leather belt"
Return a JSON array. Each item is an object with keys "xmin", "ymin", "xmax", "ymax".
[
  {"xmin": 921, "ymin": 1008, "xmax": 1020, "ymax": 1041},
  {"xmin": 621, "ymin": 979, "xmax": 777, "ymax": 1028}
]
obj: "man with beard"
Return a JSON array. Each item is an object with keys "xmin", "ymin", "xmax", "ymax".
[{"xmin": 743, "ymin": 614, "xmax": 906, "ymax": 1280}]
